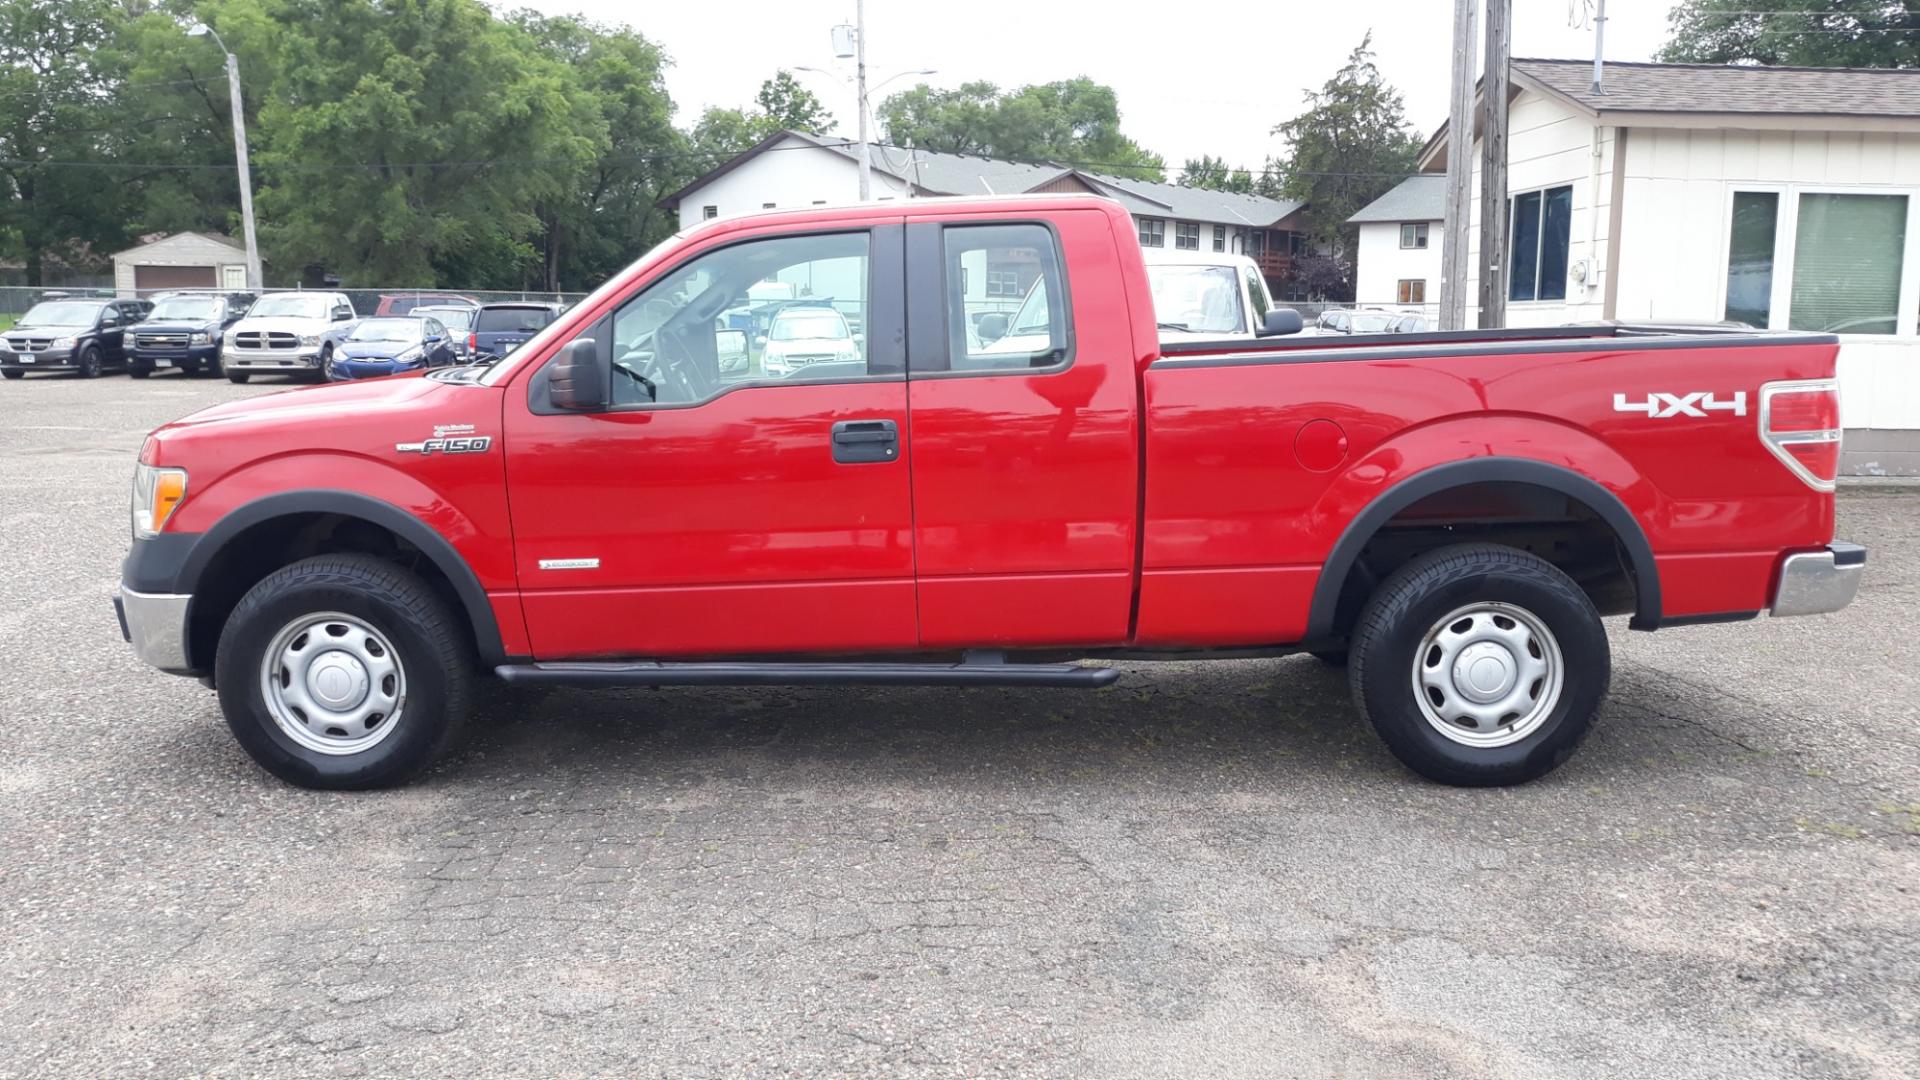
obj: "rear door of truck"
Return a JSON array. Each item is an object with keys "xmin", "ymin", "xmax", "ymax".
[{"xmin": 901, "ymin": 207, "xmax": 1141, "ymax": 647}]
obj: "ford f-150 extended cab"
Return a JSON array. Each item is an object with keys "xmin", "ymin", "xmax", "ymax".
[{"xmin": 116, "ymin": 195, "xmax": 1864, "ymax": 791}]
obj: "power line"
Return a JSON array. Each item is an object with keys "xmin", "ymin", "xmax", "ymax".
[{"xmin": 0, "ymin": 74, "xmax": 221, "ymax": 101}]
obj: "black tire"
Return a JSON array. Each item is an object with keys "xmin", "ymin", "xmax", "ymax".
[
  {"xmin": 214, "ymin": 554, "xmax": 473, "ymax": 790},
  {"xmin": 205, "ymin": 352, "xmax": 223, "ymax": 377},
  {"xmin": 314, "ymin": 344, "xmax": 334, "ymax": 383},
  {"xmin": 77, "ymin": 345, "xmax": 102, "ymax": 378},
  {"xmin": 128, "ymin": 359, "xmax": 153, "ymax": 379},
  {"xmin": 1309, "ymin": 649, "xmax": 1348, "ymax": 667},
  {"xmin": 2, "ymin": 369, "xmax": 22, "ymax": 380},
  {"xmin": 1349, "ymin": 543, "xmax": 1608, "ymax": 787},
  {"xmin": 227, "ymin": 370, "xmax": 250, "ymax": 384}
]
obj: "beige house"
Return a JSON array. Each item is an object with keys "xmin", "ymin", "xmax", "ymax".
[{"xmin": 111, "ymin": 232, "xmax": 250, "ymax": 295}]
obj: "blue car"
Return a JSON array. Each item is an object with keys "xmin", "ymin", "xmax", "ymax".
[{"xmin": 324, "ymin": 315, "xmax": 459, "ymax": 381}]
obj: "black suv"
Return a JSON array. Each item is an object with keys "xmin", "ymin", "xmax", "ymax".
[
  {"xmin": 128, "ymin": 291, "xmax": 255, "ymax": 378},
  {"xmin": 1, "ymin": 298, "xmax": 152, "ymax": 379}
]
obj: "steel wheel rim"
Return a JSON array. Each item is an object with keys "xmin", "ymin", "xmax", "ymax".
[
  {"xmin": 260, "ymin": 611, "xmax": 406, "ymax": 756},
  {"xmin": 1409, "ymin": 601, "xmax": 1564, "ymax": 748}
]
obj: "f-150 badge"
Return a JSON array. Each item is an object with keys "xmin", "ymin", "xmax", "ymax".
[
  {"xmin": 1612, "ymin": 392, "xmax": 1747, "ymax": 418},
  {"xmin": 396, "ymin": 423, "xmax": 493, "ymax": 454}
]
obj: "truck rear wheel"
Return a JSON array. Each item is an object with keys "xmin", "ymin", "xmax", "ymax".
[
  {"xmin": 1348, "ymin": 543, "xmax": 1608, "ymax": 787},
  {"xmin": 214, "ymin": 554, "xmax": 472, "ymax": 790}
]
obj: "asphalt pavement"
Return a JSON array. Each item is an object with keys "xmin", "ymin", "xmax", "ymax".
[{"xmin": 1, "ymin": 370, "xmax": 1914, "ymax": 1079}]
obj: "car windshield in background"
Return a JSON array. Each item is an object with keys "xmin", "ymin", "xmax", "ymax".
[
  {"xmin": 1351, "ymin": 314, "xmax": 1397, "ymax": 333},
  {"xmin": 348, "ymin": 318, "xmax": 424, "ymax": 343},
  {"xmin": 475, "ymin": 307, "xmax": 553, "ymax": 332},
  {"xmin": 1148, "ymin": 265, "xmax": 1243, "ymax": 333},
  {"xmin": 248, "ymin": 296, "xmax": 330, "ymax": 319},
  {"xmin": 18, "ymin": 301, "xmax": 102, "ymax": 327},
  {"xmin": 148, "ymin": 297, "xmax": 220, "ymax": 321},
  {"xmin": 770, "ymin": 313, "xmax": 848, "ymax": 340},
  {"xmin": 417, "ymin": 308, "xmax": 473, "ymax": 331}
]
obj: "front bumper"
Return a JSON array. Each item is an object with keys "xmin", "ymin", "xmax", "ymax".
[
  {"xmin": 0, "ymin": 348, "xmax": 81, "ymax": 370},
  {"xmin": 115, "ymin": 585, "xmax": 194, "ymax": 673},
  {"xmin": 223, "ymin": 348, "xmax": 321, "ymax": 371},
  {"xmin": 1771, "ymin": 542, "xmax": 1866, "ymax": 618},
  {"xmin": 131, "ymin": 344, "xmax": 219, "ymax": 367}
]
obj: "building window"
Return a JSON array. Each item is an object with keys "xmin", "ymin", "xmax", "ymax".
[
  {"xmin": 762, "ymin": 202, "xmax": 776, "ymax": 209},
  {"xmin": 1400, "ymin": 223, "xmax": 1429, "ymax": 249},
  {"xmin": 702, "ymin": 205, "xmax": 718, "ymax": 220},
  {"xmin": 1138, "ymin": 218, "xmax": 1165, "ymax": 248},
  {"xmin": 985, "ymin": 269, "xmax": 1023, "ymax": 298},
  {"xmin": 1508, "ymin": 185, "xmax": 1572, "ymax": 302},
  {"xmin": 1724, "ymin": 188, "xmax": 1911, "ymax": 335},
  {"xmin": 812, "ymin": 199, "xmax": 827, "ymax": 205},
  {"xmin": 1397, "ymin": 279, "xmax": 1427, "ymax": 304},
  {"xmin": 1175, "ymin": 222, "xmax": 1200, "ymax": 250},
  {"xmin": 1213, "ymin": 225, "xmax": 1226, "ymax": 252}
]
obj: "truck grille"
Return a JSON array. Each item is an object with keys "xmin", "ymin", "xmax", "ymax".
[
  {"xmin": 4, "ymin": 335, "xmax": 54, "ymax": 352},
  {"xmin": 782, "ymin": 353, "xmax": 839, "ymax": 367},
  {"xmin": 235, "ymin": 331, "xmax": 300, "ymax": 350},
  {"xmin": 135, "ymin": 333, "xmax": 190, "ymax": 349}
]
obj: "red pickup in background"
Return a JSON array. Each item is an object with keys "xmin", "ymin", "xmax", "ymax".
[{"xmin": 118, "ymin": 194, "xmax": 1863, "ymax": 790}]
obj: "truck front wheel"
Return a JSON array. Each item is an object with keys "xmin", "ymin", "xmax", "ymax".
[
  {"xmin": 1348, "ymin": 544, "xmax": 1608, "ymax": 787},
  {"xmin": 214, "ymin": 554, "xmax": 472, "ymax": 789}
]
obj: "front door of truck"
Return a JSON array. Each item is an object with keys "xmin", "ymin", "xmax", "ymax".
[
  {"xmin": 902, "ymin": 211, "xmax": 1141, "ymax": 647},
  {"xmin": 503, "ymin": 223, "xmax": 916, "ymax": 659}
]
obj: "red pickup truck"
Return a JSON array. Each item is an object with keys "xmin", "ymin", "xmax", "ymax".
[{"xmin": 117, "ymin": 195, "xmax": 1863, "ymax": 790}]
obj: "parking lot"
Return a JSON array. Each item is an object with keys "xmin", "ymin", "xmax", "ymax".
[{"xmin": 1, "ymin": 371, "xmax": 1915, "ymax": 1079}]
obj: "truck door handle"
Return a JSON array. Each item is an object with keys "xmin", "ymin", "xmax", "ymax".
[{"xmin": 830, "ymin": 419, "xmax": 899, "ymax": 464}]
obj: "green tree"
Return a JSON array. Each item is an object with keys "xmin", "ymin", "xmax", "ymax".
[
  {"xmin": 1660, "ymin": 1, "xmax": 1919, "ymax": 67},
  {"xmin": 1178, "ymin": 154, "xmax": 1254, "ymax": 194},
  {"xmin": 878, "ymin": 77, "xmax": 1166, "ymax": 180},
  {"xmin": 756, "ymin": 70, "xmax": 832, "ymax": 133},
  {"xmin": 0, "ymin": 0, "xmax": 139, "ymax": 284},
  {"xmin": 1272, "ymin": 34, "xmax": 1421, "ymax": 259}
]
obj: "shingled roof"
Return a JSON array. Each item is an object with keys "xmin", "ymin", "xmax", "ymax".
[
  {"xmin": 1514, "ymin": 58, "xmax": 1920, "ymax": 120},
  {"xmin": 1346, "ymin": 175, "xmax": 1447, "ymax": 225}
]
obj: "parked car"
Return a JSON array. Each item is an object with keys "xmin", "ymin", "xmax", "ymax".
[
  {"xmin": 325, "ymin": 316, "xmax": 460, "ymax": 381},
  {"xmin": 468, "ymin": 301, "xmax": 565, "ymax": 358},
  {"xmin": 373, "ymin": 292, "xmax": 477, "ymax": 316},
  {"xmin": 1315, "ymin": 308, "xmax": 1400, "ymax": 335},
  {"xmin": 1142, "ymin": 250, "xmax": 1295, "ymax": 341},
  {"xmin": 128, "ymin": 291, "xmax": 254, "ymax": 378},
  {"xmin": 758, "ymin": 304, "xmax": 861, "ymax": 377},
  {"xmin": 411, "ymin": 305, "xmax": 477, "ymax": 360},
  {"xmin": 0, "ymin": 298, "xmax": 150, "ymax": 378},
  {"xmin": 219, "ymin": 291, "xmax": 357, "ymax": 383},
  {"xmin": 117, "ymin": 194, "xmax": 1861, "ymax": 792},
  {"xmin": 1390, "ymin": 314, "xmax": 1432, "ymax": 334}
]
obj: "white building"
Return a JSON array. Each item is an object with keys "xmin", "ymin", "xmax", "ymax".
[
  {"xmin": 1347, "ymin": 174, "xmax": 1445, "ymax": 316},
  {"xmin": 659, "ymin": 130, "xmax": 1314, "ymax": 297},
  {"xmin": 111, "ymin": 232, "xmax": 250, "ymax": 295},
  {"xmin": 1421, "ymin": 58, "xmax": 1920, "ymax": 475}
]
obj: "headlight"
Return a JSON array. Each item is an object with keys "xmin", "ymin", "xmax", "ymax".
[
  {"xmin": 298, "ymin": 334, "xmax": 321, "ymax": 348},
  {"xmin": 130, "ymin": 463, "xmax": 188, "ymax": 539},
  {"xmin": 191, "ymin": 331, "xmax": 212, "ymax": 345},
  {"xmin": 50, "ymin": 336, "xmax": 77, "ymax": 349}
]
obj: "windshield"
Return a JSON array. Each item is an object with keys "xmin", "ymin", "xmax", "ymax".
[
  {"xmin": 1350, "ymin": 313, "xmax": 1397, "ymax": 333},
  {"xmin": 18, "ymin": 301, "xmax": 102, "ymax": 327},
  {"xmin": 247, "ymin": 295, "xmax": 330, "ymax": 320},
  {"xmin": 148, "ymin": 297, "xmax": 220, "ymax": 321},
  {"xmin": 769, "ymin": 313, "xmax": 848, "ymax": 341},
  {"xmin": 1007, "ymin": 281, "xmax": 1051, "ymax": 336},
  {"xmin": 1148, "ymin": 265, "xmax": 1244, "ymax": 333},
  {"xmin": 417, "ymin": 308, "xmax": 473, "ymax": 331},
  {"xmin": 348, "ymin": 318, "xmax": 424, "ymax": 343},
  {"xmin": 475, "ymin": 307, "xmax": 554, "ymax": 332}
]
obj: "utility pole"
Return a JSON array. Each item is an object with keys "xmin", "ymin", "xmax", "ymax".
[
  {"xmin": 854, "ymin": 0, "xmax": 872, "ymax": 202},
  {"xmin": 190, "ymin": 22, "xmax": 261, "ymax": 290},
  {"xmin": 1439, "ymin": 0, "xmax": 1477, "ymax": 331},
  {"xmin": 1476, "ymin": 0, "xmax": 1511, "ymax": 329}
]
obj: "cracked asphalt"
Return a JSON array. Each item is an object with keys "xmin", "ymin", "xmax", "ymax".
[{"xmin": 1, "ymin": 371, "xmax": 1915, "ymax": 1079}]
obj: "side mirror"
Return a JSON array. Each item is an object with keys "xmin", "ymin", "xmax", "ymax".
[
  {"xmin": 754, "ymin": 334, "xmax": 769, "ymax": 347},
  {"xmin": 715, "ymin": 328, "xmax": 749, "ymax": 375},
  {"xmin": 853, "ymin": 332, "xmax": 865, "ymax": 344},
  {"xmin": 548, "ymin": 337, "xmax": 609, "ymax": 411},
  {"xmin": 976, "ymin": 312, "xmax": 1009, "ymax": 343},
  {"xmin": 1257, "ymin": 308, "xmax": 1304, "ymax": 337}
]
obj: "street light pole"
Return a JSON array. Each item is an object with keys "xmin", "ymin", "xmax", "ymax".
[{"xmin": 190, "ymin": 23, "xmax": 261, "ymax": 290}]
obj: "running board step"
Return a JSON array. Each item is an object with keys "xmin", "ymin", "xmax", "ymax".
[{"xmin": 494, "ymin": 659, "xmax": 1120, "ymax": 689}]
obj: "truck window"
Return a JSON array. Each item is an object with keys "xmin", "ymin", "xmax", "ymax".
[
  {"xmin": 606, "ymin": 230, "xmax": 874, "ymax": 406},
  {"xmin": 943, "ymin": 224, "xmax": 1069, "ymax": 372}
]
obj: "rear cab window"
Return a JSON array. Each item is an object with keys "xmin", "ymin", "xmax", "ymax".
[{"xmin": 934, "ymin": 223, "xmax": 1071, "ymax": 373}]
